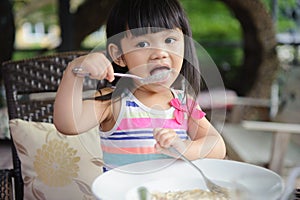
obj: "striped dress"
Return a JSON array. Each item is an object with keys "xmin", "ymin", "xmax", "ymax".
[{"xmin": 99, "ymin": 89, "xmax": 198, "ymax": 170}]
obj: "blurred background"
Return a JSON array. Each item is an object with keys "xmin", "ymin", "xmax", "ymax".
[
  {"xmin": 1, "ymin": 0, "xmax": 300, "ymax": 190},
  {"xmin": 1, "ymin": 0, "xmax": 299, "ymax": 103},
  {"xmin": 1, "ymin": 0, "xmax": 300, "ymax": 143},
  {"xmin": 1, "ymin": 1, "xmax": 300, "ymax": 132}
]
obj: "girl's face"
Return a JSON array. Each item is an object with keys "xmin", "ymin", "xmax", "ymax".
[{"xmin": 119, "ymin": 28, "xmax": 185, "ymax": 88}]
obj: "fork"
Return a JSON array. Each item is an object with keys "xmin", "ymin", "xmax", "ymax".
[{"xmin": 169, "ymin": 147, "xmax": 229, "ymax": 197}]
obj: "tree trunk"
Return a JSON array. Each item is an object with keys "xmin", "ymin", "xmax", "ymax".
[
  {"xmin": 74, "ymin": 0, "xmax": 117, "ymax": 48},
  {"xmin": 0, "ymin": 0, "xmax": 15, "ymax": 107},
  {"xmin": 220, "ymin": 0, "xmax": 279, "ymax": 97},
  {"xmin": 58, "ymin": 0, "xmax": 117, "ymax": 50},
  {"xmin": 0, "ymin": 0, "xmax": 15, "ymax": 66},
  {"xmin": 58, "ymin": 0, "xmax": 74, "ymax": 51},
  {"xmin": 220, "ymin": 0, "xmax": 280, "ymax": 119}
]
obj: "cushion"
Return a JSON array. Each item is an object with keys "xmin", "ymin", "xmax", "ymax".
[{"xmin": 9, "ymin": 119, "xmax": 103, "ymax": 200}]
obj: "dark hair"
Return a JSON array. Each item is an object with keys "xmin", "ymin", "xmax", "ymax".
[{"xmin": 96, "ymin": 0, "xmax": 200, "ymax": 101}]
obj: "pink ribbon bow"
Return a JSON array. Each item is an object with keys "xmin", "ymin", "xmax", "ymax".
[{"xmin": 170, "ymin": 98, "xmax": 206, "ymax": 125}]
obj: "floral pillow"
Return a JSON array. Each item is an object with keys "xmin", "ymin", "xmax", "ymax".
[{"xmin": 9, "ymin": 119, "xmax": 103, "ymax": 200}]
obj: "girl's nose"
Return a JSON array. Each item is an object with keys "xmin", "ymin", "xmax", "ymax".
[{"xmin": 150, "ymin": 48, "xmax": 169, "ymax": 60}]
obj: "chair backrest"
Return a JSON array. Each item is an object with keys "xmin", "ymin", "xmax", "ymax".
[
  {"xmin": 1, "ymin": 51, "xmax": 98, "ymax": 199},
  {"xmin": 274, "ymin": 66, "xmax": 300, "ymax": 123}
]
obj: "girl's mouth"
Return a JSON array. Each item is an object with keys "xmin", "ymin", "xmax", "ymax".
[{"xmin": 149, "ymin": 66, "xmax": 171, "ymax": 76}]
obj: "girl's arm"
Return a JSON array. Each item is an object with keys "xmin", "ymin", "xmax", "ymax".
[
  {"xmin": 53, "ymin": 52, "xmax": 115, "ymax": 135},
  {"xmin": 184, "ymin": 117, "xmax": 226, "ymax": 160},
  {"xmin": 154, "ymin": 117, "xmax": 226, "ymax": 160}
]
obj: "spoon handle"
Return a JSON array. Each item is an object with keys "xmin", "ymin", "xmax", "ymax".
[
  {"xmin": 72, "ymin": 67, "xmax": 143, "ymax": 80},
  {"xmin": 113, "ymin": 73, "xmax": 143, "ymax": 80},
  {"xmin": 169, "ymin": 147, "xmax": 230, "ymax": 196},
  {"xmin": 169, "ymin": 147, "xmax": 206, "ymax": 178}
]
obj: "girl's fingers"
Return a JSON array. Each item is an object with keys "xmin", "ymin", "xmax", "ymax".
[
  {"xmin": 70, "ymin": 52, "xmax": 115, "ymax": 81},
  {"xmin": 153, "ymin": 128, "xmax": 187, "ymax": 155},
  {"xmin": 98, "ymin": 52, "xmax": 115, "ymax": 82},
  {"xmin": 154, "ymin": 143, "xmax": 162, "ymax": 152},
  {"xmin": 153, "ymin": 128, "xmax": 177, "ymax": 148},
  {"xmin": 105, "ymin": 63, "xmax": 115, "ymax": 82},
  {"xmin": 154, "ymin": 142, "xmax": 181, "ymax": 159},
  {"xmin": 92, "ymin": 53, "xmax": 113, "ymax": 80}
]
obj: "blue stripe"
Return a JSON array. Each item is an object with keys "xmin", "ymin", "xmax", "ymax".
[
  {"xmin": 103, "ymin": 152, "xmax": 171, "ymax": 168},
  {"xmin": 101, "ymin": 135, "xmax": 188, "ymax": 141},
  {"xmin": 176, "ymin": 131, "xmax": 188, "ymax": 135},
  {"xmin": 110, "ymin": 130, "xmax": 187, "ymax": 136},
  {"xmin": 179, "ymin": 135, "xmax": 189, "ymax": 140},
  {"xmin": 101, "ymin": 136, "xmax": 154, "ymax": 140},
  {"xmin": 111, "ymin": 130, "xmax": 153, "ymax": 135},
  {"xmin": 101, "ymin": 130, "xmax": 188, "ymax": 140},
  {"xmin": 126, "ymin": 101, "xmax": 139, "ymax": 107}
]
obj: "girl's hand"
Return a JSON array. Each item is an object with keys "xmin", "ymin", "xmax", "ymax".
[
  {"xmin": 68, "ymin": 52, "xmax": 115, "ymax": 82},
  {"xmin": 153, "ymin": 128, "xmax": 186, "ymax": 157}
]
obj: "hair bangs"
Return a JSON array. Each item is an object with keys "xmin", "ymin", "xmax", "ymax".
[{"xmin": 126, "ymin": 0, "xmax": 183, "ymax": 37}]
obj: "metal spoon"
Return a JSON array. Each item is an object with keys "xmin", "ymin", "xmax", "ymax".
[
  {"xmin": 169, "ymin": 147, "xmax": 230, "ymax": 198},
  {"xmin": 72, "ymin": 67, "xmax": 171, "ymax": 84}
]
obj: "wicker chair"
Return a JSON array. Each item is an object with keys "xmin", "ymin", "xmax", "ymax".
[{"xmin": 0, "ymin": 51, "xmax": 98, "ymax": 200}]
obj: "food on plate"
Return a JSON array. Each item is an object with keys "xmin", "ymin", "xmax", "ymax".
[{"xmin": 151, "ymin": 188, "xmax": 229, "ymax": 200}]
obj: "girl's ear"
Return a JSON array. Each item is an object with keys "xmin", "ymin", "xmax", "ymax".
[{"xmin": 108, "ymin": 43, "xmax": 126, "ymax": 67}]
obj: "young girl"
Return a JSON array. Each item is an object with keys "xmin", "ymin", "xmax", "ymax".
[{"xmin": 54, "ymin": 0, "xmax": 226, "ymax": 170}]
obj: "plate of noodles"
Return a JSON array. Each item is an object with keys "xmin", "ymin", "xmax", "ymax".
[{"xmin": 92, "ymin": 158, "xmax": 284, "ymax": 200}]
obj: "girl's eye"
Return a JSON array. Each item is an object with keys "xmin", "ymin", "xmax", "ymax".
[
  {"xmin": 137, "ymin": 42, "xmax": 149, "ymax": 48},
  {"xmin": 165, "ymin": 38, "xmax": 176, "ymax": 44}
]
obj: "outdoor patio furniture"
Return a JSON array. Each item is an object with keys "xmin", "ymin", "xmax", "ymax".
[
  {"xmin": 0, "ymin": 51, "xmax": 100, "ymax": 199},
  {"xmin": 215, "ymin": 67, "xmax": 300, "ymax": 175}
]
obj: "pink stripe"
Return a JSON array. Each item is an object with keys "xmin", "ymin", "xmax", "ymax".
[
  {"xmin": 116, "ymin": 118, "xmax": 187, "ymax": 130},
  {"xmin": 102, "ymin": 145, "xmax": 157, "ymax": 154}
]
